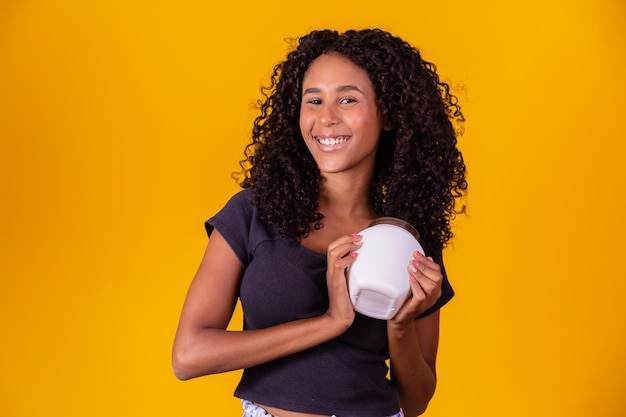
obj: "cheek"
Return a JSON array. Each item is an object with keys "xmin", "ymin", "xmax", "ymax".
[
  {"xmin": 299, "ymin": 112, "xmax": 313, "ymax": 135},
  {"xmin": 364, "ymin": 112, "xmax": 385, "ymax": 135}
]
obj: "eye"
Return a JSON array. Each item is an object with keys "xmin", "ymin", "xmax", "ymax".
[
  {"xmin": 305, "ymin": 98, "xmax": 322, "ymax": 105},
  {"xmin": 340, "ymin": 97, "xmax": 357, "ymax": 104}
]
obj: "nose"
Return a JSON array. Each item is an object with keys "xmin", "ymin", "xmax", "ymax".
[{"xmin": 319, "ymin": 103, "xmax": 339, "ymax": 126}]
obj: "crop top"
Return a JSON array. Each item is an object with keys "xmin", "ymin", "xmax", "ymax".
[{"xmin": 205, "ymin": 189, "xmax": 454, "ymax": 417}]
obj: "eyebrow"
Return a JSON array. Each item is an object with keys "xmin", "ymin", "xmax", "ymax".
[{"xmin": 302, "ymin": 85, "xmax": 365, "ymax": 95}]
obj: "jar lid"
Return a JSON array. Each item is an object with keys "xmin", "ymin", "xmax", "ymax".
[{"xmin": 368, "ymin": 217, "xmax": 420, "ymax": 240}]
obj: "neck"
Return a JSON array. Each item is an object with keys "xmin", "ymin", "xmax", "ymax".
[{"xmin": 317, "ymin": 173, "xmax": 376, "ymax": 219}]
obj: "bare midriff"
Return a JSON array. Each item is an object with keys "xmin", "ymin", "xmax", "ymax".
[{"xmin": 255, "ymin": 403, "xmax": 330, "ymax": 417}]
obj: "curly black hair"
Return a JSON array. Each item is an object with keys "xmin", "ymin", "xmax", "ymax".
[{"xmin": 235, "ymin": 28, "xmax": 467, "ymax": 254}]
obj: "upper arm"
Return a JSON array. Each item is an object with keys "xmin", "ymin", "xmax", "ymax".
[
  {"xmin": 414, "ymin": 309, "xmax": 441, "ymax": 375},
  {"xmin": 175, "ymin": 229, "xmax": 243, "ymax": 338}
]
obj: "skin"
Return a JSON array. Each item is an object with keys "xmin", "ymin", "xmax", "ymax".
[{"xmin": 172, "ymin": 53, "xmax": 444, "ymax": 417}]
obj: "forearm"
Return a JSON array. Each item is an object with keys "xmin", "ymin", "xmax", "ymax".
[
  {"xmin": 173, "ymin": 313, "xmax": 348, "ymax": 380},
  {"xmin": 388, "ymin": 322, "xmax": 437, "ymax": 417}
]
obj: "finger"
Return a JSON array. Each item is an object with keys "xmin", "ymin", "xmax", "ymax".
[
  {"xmin": 331, "ymin": 252, "xmax": 363, "ymax": 280},
  {"xmin": 329, "ymin": 243, "xmax": 359, "ymax": 263},
  {"xmin": 412, "ymin": 273, "xmax": 441, "ymax": 297},
  {"xmin": 409, "ymin": 257, "xmax": 442, "ymax": 283},
  {"xmin": 403, "ymin": 273, "xmax": 441, "ymax": 313},
  {"xmin": 327, "ymin": 233, "xmax": 362, "ymax": 252},
  {"xmin": 328, "ymin": 236, "xmax": 362, "ymax": 261},
  {"xmin": 408, "ymin": 262, "xmax": 442, "ymax": 294},
  {"xmin": 327, "ymin": 243, "xmax": 359, "ymax": 273}
]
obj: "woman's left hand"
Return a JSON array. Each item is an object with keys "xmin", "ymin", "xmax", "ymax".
[{"xmin": 390, "ymin": 252, "xmax": 443, "ymax": 326}]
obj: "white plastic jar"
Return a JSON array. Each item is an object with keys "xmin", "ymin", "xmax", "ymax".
[{"xmin": 348, "ymin": 217, "xmax": 425, "ymax": 320}]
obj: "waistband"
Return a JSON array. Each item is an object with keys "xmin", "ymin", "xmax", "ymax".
[{"xmin": 241, "ymin": 400, "xmax": 404, "ymax": 417}]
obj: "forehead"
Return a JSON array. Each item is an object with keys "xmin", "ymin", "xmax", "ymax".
[{"xmin": 302, "ymin": 53, "xmax": 374, "ymax": 89}]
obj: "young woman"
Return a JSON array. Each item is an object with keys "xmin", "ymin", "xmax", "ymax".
[{"xmin": 172, "ymin": 29, "xmax": 467, "ymax": 417}]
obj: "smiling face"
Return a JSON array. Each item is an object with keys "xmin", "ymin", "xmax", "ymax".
[{"xmin": 299, "ymin": 53, "xmax": 387, "ymax": 178}]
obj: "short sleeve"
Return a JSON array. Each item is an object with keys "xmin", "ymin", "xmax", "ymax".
[
  {"xmin": 205, "ymin": 189, "xmax": 254, "ymax": 267},
  {"xmin": 416, "ymin": 253, "xmax": 454, "ymax": 318}
]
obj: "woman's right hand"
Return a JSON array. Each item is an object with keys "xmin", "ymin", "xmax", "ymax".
[
  {"xmin": 324, "ymin": 233, "xmax": 362, "ymax": 331},
  {"xmin": 173, "ymin": 230, "xmax": 363, "ymax": 380}
]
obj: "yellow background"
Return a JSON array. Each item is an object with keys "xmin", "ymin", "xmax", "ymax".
[{"xmin": 1, "ymin": 0, "xmax": 625, "ymax": 415}]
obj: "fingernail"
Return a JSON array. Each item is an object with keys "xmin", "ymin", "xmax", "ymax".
[
  {"xmin": 409, "ymin": 264, "xmax": 417, "ymax": 272},
  {"xmin": 351, "ymin": 233, "xmax": 362, "ymax": 238},
  {"xmin": 411, "ymin": 260, "xmax": 420, "ymax": 268},
  {"xmin": 415, "ymin": 251, "xmax": 424, "ymax": 257},
  {"xmin": 351, "ymin": 252, "xmax": 358, "ymax": 257}
]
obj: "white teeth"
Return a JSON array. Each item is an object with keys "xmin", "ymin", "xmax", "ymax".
[{"xmin": 316, "ymin": 136, "xmax": 348, "ymax": 146}]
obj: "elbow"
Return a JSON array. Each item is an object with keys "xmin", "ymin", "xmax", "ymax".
[
  {"xmin": 172, "ymin": 366, "xmax": 192, "ymax": 382},
  {"xmin": 171, "ymin": 347, "xmax": 197, "ymax": 381},
  {"xmin": 404, "ymin": 402, "xmax": 430, "ymax": 417},
  {"xmin": 402, "ymin": 385, "xmax": 435, "ymax": 417},
  {"xmin": 172, "ymin": 343, "xmax": 224, "ymax": 380},
  {"xmin": 414, "ymin": 388, "xmax": 436, "ymax": 416},
  {"xmin": 414, "ymin": 403, "xmax": 429, "ymax": 417}
]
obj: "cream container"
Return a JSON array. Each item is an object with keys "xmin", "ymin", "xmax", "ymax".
[{"xmin": 348, "ymin": 217, "xmax": 425, "ymax": 320}]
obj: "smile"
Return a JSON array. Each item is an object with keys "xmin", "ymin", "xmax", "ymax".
[{"xmin": 315, "ymin": 136, "xmax": 350, "ymax": 146}]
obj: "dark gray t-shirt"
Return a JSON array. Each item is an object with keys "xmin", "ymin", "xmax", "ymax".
[{"xmin": 206, "ymin": 189, "xmax": 454, "ymax": 417}]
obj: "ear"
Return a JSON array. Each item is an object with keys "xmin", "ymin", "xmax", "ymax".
[
  {"xmin": 382, "ymin": 116, "xmax": 394, "ymax": 131},
  {"xmin": 378, "ymin": 109, "xmax": 394, "ymax": 131}
]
